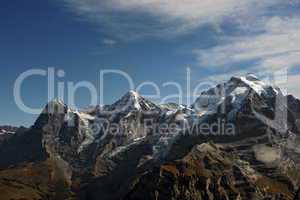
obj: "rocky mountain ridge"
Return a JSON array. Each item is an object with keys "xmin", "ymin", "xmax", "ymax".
[{"xmin": 1, "ymin": 74, "xmax": 300, "ymax": 200}]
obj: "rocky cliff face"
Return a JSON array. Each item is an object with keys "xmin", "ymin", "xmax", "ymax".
[
  {"xmin": 125, "ymin": 143, "xmax": 296, "ymax": 200},
  {"xmin": 0, "ymin": 75, "xmax": 300, "ymax": 200}
]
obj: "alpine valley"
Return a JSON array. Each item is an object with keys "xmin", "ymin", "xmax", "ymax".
[{"xmin": 1, "ymin": 75, "xmax": 300, "ymax": 200}]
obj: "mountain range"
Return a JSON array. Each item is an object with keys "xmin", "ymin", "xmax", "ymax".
[{"xmin": 1, "ymin": 74, "xmax": 300, "ymax": 200}]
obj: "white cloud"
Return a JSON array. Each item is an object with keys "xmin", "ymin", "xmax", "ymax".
[
  {"xmin": 110, "ymin": 0, "xmax": 275, "ymax": 22},
  {"xmin": 195, "ymin": 16, "xmax": 300, "ymax": 71},
  {"xmin": 61, "ymin": 1, "xmax": 300, "ymax": 98},
  {"xmin": 102, "ymin": 39, "xmax": 117, "ymax": 45},
  {"xmin": 62, "ymin": 0, "xmax": 280, "ymax": 39}
]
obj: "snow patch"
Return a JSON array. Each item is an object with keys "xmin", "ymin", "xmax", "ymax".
[
  {"xmin": 0, "ymin": 129, "xmax": 14, "ymax": 135},
  {"xmin": 129, "ymin": 90, "xmax": 141, "ymax": 110},
  {"xmin": 240, "ymin": 76, "xmax": 266, "ymax": 95},
  {"xmin": 109, "ymin": 135, "xmax": 147, "ymax": 157},
  {"xmin": 76, "ymin": 112, "xmax": 95, "ymax": 121},
  {"xmin": 231, "ymin": 87, "xmax": 248, "ymax": 96},
  {"xmin": 230, "ymin": 87, "xmax": 248, "ymax": 104},
  {"xmin": 69, "ymin": 111, "xmax": 97, "ymax": 153},
  {"xmin": 133, "ymin": 135, "xmax": 146, "ymax": 142}
]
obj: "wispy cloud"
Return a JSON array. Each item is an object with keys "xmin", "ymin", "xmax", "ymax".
[
  {"xmin": 102, "ymin": 39, "xmax": 117, "ymax": 45},
  {"xmin": 194, "ymin": 15, "xmax": 300, "ymax": 98},
  {"xmin": 60, "ymin": 0, "xmax": 299, "ymax": 97},
  {"xmin": 61, "ymin": 0, "xmax": 281, "ymax": 39},
  {"xmin": 195, "ymin": 16, "xmax": 300, "ymax": 71}
]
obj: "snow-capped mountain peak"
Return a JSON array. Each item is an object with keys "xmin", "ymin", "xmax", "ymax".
[
  {"xmin": 127, "ymin": 90, "xmax": 142, "ymax": 110},
  {"xmin": 192, "ymin": 74, "xmax": 280, "ymax": 116},
  {"xmin": 2, "ymin": 74, "xmax": 300, "ymax": 200},
  {"xmin": 104, "ymin": 90, "xmax": 159, "ymax": 112},
  {"xmin": 234, "ymin": 74, "xmax": 268, "ymax": 95},
  {"xmin": 48, "ymin": 98, "xmax": 65, "ymax": 107},
  {"xmin": 42, "ymin": 98, "xmax": 67, "ymax": 115},
  {"xmin": 229, "ymin": 74, "xmax": 280, "ymax": 96}
]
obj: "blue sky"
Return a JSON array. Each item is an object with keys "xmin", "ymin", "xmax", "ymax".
[{"xmin": 1, "ymin": 0, "xmax": 300, "ymax": 126}]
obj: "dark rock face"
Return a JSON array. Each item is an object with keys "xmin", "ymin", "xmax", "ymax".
[
  {"xmin": 0, "ymin": 76, "xmax": 300, "ymax": 200},
  {"xmin": 295, "ymin": 188, "xmax": 300, "ymax": 200},
  {"xmin": 0, "ymin": 127, "xmax": 46, "ymax": 169},
  {"xmin": 288, "ymin": 95, "xmax": 300, "ymax": 117},
  {"xmin": 125, "ymin": 143, "xmax": 295, "ymax": 200},
  {"xmin": 0, "ymin": 126, "xmax": 27, "ymax": 145},
  {"xmin": 288, "ymin": 95, "xmax": 300, "ymax": 133}
]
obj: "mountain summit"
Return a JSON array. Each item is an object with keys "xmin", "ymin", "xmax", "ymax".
[{"xmin": 103, "ymin": 90, "xmax": 160, "ymax": 113}]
